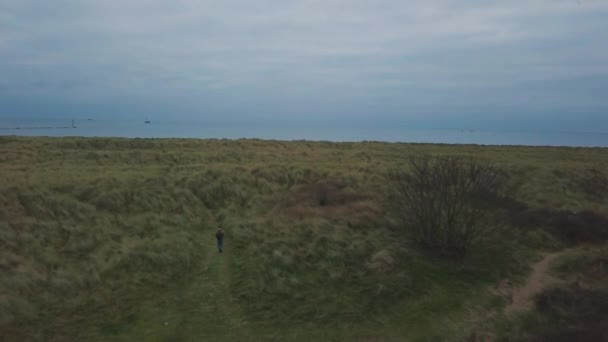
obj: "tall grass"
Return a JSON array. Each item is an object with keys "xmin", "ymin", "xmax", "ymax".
[{"xmin": 1, "ymin": 136, "xmax": 606, "ymax": 340}]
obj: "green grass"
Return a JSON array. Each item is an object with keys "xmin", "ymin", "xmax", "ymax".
[{"xmin": 1, "ymin": 136, "xmax": 607, "ymax": 341}]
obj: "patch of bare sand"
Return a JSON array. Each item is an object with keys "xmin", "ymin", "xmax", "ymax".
[{"xmin": 503, "ymin": 251, "xmax": 566, "ymax": 315}]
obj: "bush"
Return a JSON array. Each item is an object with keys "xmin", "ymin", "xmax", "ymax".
[
  {"xmin": 579, "ymin": 167, "xmax": 608, "ymax": 201},
  {"xmin": 515, "ymin": 208, "xmax": 608, "ymax": 244},
  {"xmin": 531, "ymin": 286, "xmax": 608, "ymax": 341},
  {"xmin": 388, "ymin": 155, "xmax": 506, "ymax": 258}
]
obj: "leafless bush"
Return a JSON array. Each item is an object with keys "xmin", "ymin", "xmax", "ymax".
[{"xmin": 388, "ymin": 155, "xmax": 506, "ymax": 258}]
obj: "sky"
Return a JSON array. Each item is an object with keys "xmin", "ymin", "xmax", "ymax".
[{"xmin": 1, "ymin": 0, "xmax": 607, "ymax": 131}]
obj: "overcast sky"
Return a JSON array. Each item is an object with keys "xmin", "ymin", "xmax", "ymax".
[{"xmin": 1, "ymin": 0, "xmax": 607, "ymax": 130}]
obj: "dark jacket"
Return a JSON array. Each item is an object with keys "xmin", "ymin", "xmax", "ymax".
[{"xmin": 216, "ymin": 230, "xmax": 224, "ymax": 240}]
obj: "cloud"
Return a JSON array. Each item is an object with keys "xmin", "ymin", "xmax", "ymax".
[{"xmin": 0, "ymin": 0, "xmax": 607, "ymax": 122}]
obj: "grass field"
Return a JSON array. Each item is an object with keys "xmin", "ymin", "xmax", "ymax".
[{"xmin": 1, "ymin": 136, "xmax": 607, "ymax": 341}]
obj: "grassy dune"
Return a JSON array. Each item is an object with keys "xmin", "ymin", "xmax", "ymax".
[{"xmin": 1, "ymin": 136, "xmax": 607, "ymax": 341}]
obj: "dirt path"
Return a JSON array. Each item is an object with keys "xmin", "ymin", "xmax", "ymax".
[
  {"xmin": 504, "ymin": 251, "xmax": 566, "ymax": 315},
  {"xmin": 187, "ymin": 225, "xmax": 248, "ymax": 340},
  {"xmin": 208, "ymin": 216, "xmax": 249, "ymax": 332},
  {"xmin": 81, "ymin": 224, "xmax": 249, "ymax": 341},
  {"xmin": 209, "ymin": 240, "xmax": 249, "ymax": 332}
]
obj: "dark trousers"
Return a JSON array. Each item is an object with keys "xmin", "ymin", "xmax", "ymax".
[{"xmin": 217, "ymin": 239, "xmax": 223, "ymax": 253}]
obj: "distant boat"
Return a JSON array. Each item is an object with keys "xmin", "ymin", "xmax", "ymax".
[{"xmin": 145, "ymin": 119, "xmax": 151, "ymax": 124}]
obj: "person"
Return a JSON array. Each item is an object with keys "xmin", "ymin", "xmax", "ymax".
[{"xmin": 216, "ymin": 227, "xmax": 224, "ymax": 253}]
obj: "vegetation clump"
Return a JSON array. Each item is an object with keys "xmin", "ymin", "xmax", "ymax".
[
  {"xmin": 388, "ymin": 155, "xmax": 507, "ymax": 258},
  {"xmin": 579, "ymin": 167, "xmax": 608, "ymax": 201},
  {"xmin": 530, "ymin": 286, "xmax": 608, "ymax": 341},
  {"xmin": 516, "ymin": 208, "xmax": 608, "ymax": 244}
]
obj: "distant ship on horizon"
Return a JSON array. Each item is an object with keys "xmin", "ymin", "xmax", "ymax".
[{"xmin": 144, "ymin": 118, "xmax": 151, "ymax": 124}]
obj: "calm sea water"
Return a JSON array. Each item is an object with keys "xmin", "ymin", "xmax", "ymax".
[{"xmin": 1, "ymin": 118, "xmax": 607, "ymax": 147}]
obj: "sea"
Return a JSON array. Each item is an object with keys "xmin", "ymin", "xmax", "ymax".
[{"xmin": 1, "ymin": 118, "xmax": 607, "ymax": 147}]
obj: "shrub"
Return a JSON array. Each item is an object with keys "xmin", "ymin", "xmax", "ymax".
[
  {"xmin": 579, "ymin": 167, "xmax": 608, "ymax": 201},
  {"xmin": 388, "ymin": 155, "xmax": 506, "ymax": 258},
  {"xmin": 515, "ymin": 208, "xmax": 608, "ymax": 244},
  {"xmin": 532, "ymin": 286, "xmax": 608, "ymax": 341}
]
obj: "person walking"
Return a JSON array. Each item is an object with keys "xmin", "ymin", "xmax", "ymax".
[{"xmin": 216, "ymin": 227, "xmax": 224, "ymax": 253}]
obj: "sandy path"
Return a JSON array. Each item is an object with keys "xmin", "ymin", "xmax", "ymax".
[{"xmin": 504, "ymin": 251, "xmax": 565, "ymax": 315}]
